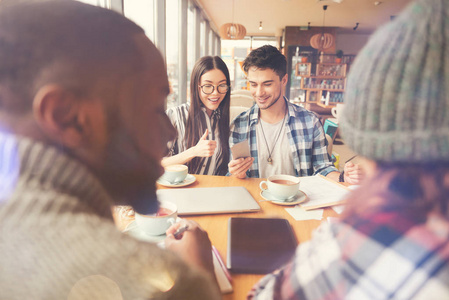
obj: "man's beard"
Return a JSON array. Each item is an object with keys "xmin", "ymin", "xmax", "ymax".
[
  {"xmin": 259, "ymin": 88, "xmax": 283, "ymax": 110},
  {"xmin": 99, "ymin": 126, "xmax": 161, "ymax": 215}
]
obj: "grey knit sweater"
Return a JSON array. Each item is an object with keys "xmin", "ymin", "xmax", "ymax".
[{"xmin": 0, "ymin": 132, "xmax": 220, "ymax": 299}]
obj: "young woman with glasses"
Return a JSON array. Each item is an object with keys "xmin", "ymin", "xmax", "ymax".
[{"xmin": 162, "ymin": 56, "xmax": 231, "ymax": 175}]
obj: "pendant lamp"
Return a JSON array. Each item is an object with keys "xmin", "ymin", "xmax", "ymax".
[
  {"xmin": 220, "ymin": 0, "xmax": 247, "ymax": 40},
  {"xmin": 310, "ymin": 5, "xmax": 335, "ymax": 51}
]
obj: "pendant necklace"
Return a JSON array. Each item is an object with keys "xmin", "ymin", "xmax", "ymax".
[{"xmin": 259, "ymin": 112, "xmax": 286, "ymax": 164}]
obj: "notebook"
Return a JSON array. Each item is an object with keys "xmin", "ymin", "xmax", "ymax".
[
  {"xmin": 156, "ymin": 186, "xmax": 260, "ymax": 215},
  {"xmin": 212, "ymin": 246, "xmax": 233, "ymax": 294},
  {"xmin": 226, "ymin": 217, "xmax": 297, "ymax": 274}
]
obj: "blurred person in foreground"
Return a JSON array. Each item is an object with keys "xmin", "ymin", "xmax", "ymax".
[
  {"xmin": 248, "ymin": 0, "xmax": 449, "ymax": 298},
  {"xmin": 0, "ymin": 1, "xmax": 220, "ymax": 299}
]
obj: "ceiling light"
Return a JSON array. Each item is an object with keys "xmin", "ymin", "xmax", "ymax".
[
  {"xmin": 316, "ymin": 0, "xmax": 343, "ymax": 3},
  {"xmin": 310, "ymin": 5, "xmax": 335, "ymax": 51},
  {"xmin": 259, "ymin": 21, "xmax": 263, "ymax": 31},
  {"xmin": 219, "ymin": 0, "xmax": 247, "ymax": 40}
]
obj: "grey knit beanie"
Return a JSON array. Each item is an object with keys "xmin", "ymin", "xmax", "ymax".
[{"xmin": 340, "ymin": 0, "xmax": 449, "ymax": 163}]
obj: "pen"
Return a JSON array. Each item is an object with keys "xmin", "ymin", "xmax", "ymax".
[
  {"xmin": 345, "ymin": 155, "xmax": 358, "ymax": 163},
  {"xmin": 212, "ymin": 245, "xmax": 232, "ymax": 282},
  {"xmin": 173, "ymin": 224, "xmax": 189, "ymax": 239}
]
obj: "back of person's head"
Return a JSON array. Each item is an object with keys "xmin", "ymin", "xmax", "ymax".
[
  {"xmin": 0, "ymin": 0, "xmax": 144, "ymax": 116},
  {"xmin": 341, "ymin": 0, "xmax": 448, "ymax": 164},
  {"xmin": 340, "ymin": 0, "xmax": 449, "ymax": 218},
  {"xmin": 242, "ymin": 45, "xmax": 287, "ymax": 80}
]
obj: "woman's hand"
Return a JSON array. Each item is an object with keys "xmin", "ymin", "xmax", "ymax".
[{"xmin": 193, "ymin": 129, "xmax": 217, "ymax": 157}]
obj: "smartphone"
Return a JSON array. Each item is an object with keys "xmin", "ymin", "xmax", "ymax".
[{"xmin": 231, "ymin": 140, "xmax": 251, "ymax": 159}]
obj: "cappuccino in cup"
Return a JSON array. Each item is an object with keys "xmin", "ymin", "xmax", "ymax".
[{"xmin": 161, "ymin": 164, "xmax": 188, "ymax": 184}]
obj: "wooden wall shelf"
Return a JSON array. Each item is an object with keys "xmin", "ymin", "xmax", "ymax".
[{"xmin": 295, "ymin": 63, "xmax": 347, "ymax": 107}]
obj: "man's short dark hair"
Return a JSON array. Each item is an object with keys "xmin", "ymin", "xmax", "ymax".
[
  {"xmin": 0, "ymin": 0, "xmax": 144, "ymax": 113},
  {"xmin": 242, "ymin": 45, "xmax": 287, "ymax": 79}
]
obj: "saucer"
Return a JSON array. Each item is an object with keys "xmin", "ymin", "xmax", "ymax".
[
  {"xmin": 123, "ymin": 218, "xmax": 182, "ymax": 244},
  {"xmin": 260, "ymin": 190, "xmax": 307, "ymax": 206},
  {"xmin": 157, "ymin": 174, "xmax": 196, "ymax": 188}
]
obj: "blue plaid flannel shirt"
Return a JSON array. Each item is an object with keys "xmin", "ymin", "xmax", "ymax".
[
  {"xmin": 229, "ymin": 98, "xmax": 337, "ymax": 178},
  {"xmin": 248, "ymin": 211, "xmax": 449, "ymax": 299}
]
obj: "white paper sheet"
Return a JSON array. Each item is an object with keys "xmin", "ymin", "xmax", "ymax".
[
  {"xmin": 285, "ymin": 206, "xmax": 324, "ymax": 221},
  {"xmin": 299, "ymin": 175, "xmax": 350, "ymax": 210}
]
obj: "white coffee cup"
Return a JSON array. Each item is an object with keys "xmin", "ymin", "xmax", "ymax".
[
  {"xmin": 259, "ymin": 175, "xmax": 300, "ymax": 200},
  {"xmin": 135, "ymin": 201, "xmax": 178, "ymax": 236},
  {"xmin": 161, "ymin": 164, "xmax": 188, "ymax": 184},
  {"xmin": 331, "ymin": 103, "xmax": 345, "ymax": 121}
]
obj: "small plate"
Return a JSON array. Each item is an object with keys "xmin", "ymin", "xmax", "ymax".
[
  {"xmin": 157, "ymin": 174, "xmax": 196, "ymax": 188},
  {"xmin": 260, "ymin": 190, "xmax": 308, "ymax": 206}
]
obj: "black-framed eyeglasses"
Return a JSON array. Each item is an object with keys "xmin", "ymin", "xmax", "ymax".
[{"xmin": 199, "ymin": 84, "xmax": 229, "ymax": 95}]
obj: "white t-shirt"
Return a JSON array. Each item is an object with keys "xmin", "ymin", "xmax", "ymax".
[{"xmin": 256, "ymin": 118, "xmax": 295, "ymax": 178}]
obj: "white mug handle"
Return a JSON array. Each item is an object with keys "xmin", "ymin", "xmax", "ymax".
[
  {"xmin": 167, "ymin": 217, "xmax": 176, "ymax": 226},
  {"xmin": 331, "ymin": 106, "xmax": 338, "ymax": 118},
  {"xmin": 259, "ymin": 181, "xmax": 268, "ymax": 191}
]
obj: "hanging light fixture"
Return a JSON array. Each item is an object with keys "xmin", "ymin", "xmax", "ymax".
[
  {"xmin": 259, "ymin": 21, "xmax": 263, "ymax": 31},
  {"xmin": 310, "ymin": 5, "xmax": 335, "ymax": 51},
  {"xmin": 219, "ymin": 0, "xmax": 247, "ymax": 40}
]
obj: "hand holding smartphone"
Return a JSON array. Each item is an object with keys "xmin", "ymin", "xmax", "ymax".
[{"xmin": 230, "ymin": 140, "xmax": 251, "ymax": 159}]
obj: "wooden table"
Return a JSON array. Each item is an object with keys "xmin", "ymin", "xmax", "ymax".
[{"xmin": 114, "ymin": 174, "xmax": 339, "ymax": 299}]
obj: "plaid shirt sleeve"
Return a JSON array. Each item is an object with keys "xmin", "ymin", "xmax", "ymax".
[
  {"xmin": 247, "ymin": 222, "xmax": 343, "ymax": 300},
  {"xmin": 248, "ymin": 212, "xmax": 449, "ymax": 300},
  {"xmin": 287, "ymin": 103, "xmax": 337, "ymax": 177}
]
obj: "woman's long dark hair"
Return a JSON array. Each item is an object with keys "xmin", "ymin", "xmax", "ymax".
[{"xmin": 185, "ymin": 56, "xmax": 230, "ymax": 175}]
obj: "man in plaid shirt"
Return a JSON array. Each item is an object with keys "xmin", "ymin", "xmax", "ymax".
[
  {"xmin": 228, "ymin": 45, "xmax": 362, "ymax": 183},
  {"xmin": 247, "ymin": 0, "xmax": 449, "ymax": 298}
]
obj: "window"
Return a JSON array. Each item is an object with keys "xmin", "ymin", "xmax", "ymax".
[
  {"xmin": 222, "ymin": 37, "xmax": 277, "ymax": 90},
  {"xmin": 187, "ymin": 3, "xmax": 197, "ymax": 103},
  {"xmin": 76, "ymin": 0, "xmax": 110, "ymax": 8},
  {"xmin": 209, "ymin": 29, "xmax": 214, "ymax": 55},
  {"xmin": 166, "ymin": 0, "xmax": 180, "ymax": 108},
  {"xmin": 199, "ymin": 20, "xmax": 206, "ymax": 57},
  {"xmin": 78, "ymin": 0, "xmax": 224, "ymax": 108}
]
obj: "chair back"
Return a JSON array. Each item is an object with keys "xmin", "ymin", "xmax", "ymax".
[
  {"xmin": 230, "ymin": 94, "xmax": 254, "ymax": 108},
  {"xmin": 231, "ymin": 89, "xmax": 252, "ymax": 97},
  {"xmin": 230, "ymin": 106, "xmax": 248, "ymax": 123}
]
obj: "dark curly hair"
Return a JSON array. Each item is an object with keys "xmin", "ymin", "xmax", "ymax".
[{"xmin": 242, "ymin": 45, "xmax": 287, "ymax": 80}]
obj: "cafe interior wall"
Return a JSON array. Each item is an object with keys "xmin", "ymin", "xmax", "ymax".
[
  {"xmin": 335, "ymin": 33, "xmax": 371, "ymax": 55},
  {"xmin": 284, "ymin": 26, "xmax": 370, "ymax": 56},
  {"xmin": 283, "ymin": 26, "xmax": 371, "ymax": 137}
]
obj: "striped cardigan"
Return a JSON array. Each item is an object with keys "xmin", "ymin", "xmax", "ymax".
[{"xmin": 166, "ymin": 103, "xmax": 225, "ymax": 175}]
